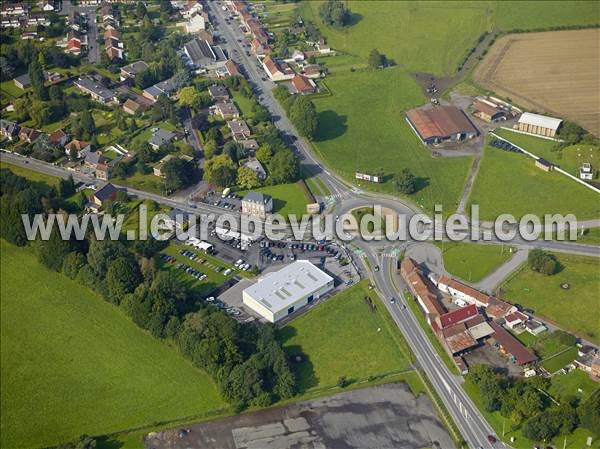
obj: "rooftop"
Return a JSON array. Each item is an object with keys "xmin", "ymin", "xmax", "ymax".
[
  {"xmin": 243, "ymin": 261, "xmax": 333, "ymax": 314},
  {"xmin": 406, "ymin": 105, "xmax": 478, "ymax": 141},
  {"xmin": 243, "ymin": 191, "xmax": 272, "ymax": 205},
  {"xmin": 518, "ymin": 112, "xmax": 562, "ymax": 131},
  {"xmin": 489, "ymin": 321, "xmax": 537, "ymax": 365}
]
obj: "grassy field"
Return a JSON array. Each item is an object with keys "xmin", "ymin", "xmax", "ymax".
[
  {"xmin": 435, "ymin": 241, "xmax": 514, "ymax": 282},
  {"xmin": 541, "ymin": 347, "xmax": 579, "ymax": 374},
  {"xmin": 278, "ymin": 281, "xmax": 414, "ymax": 393},
  {"xmin": 500, "ymin": 253, "xmax": 600, "ymax": 344},
  {"xmin": 0, "ymin": 161, "xmax": 60, "ymax": 186},
  {"xmin": 311, "ymin": 68, "xmax": 472, "ymax": 215},
  {"xmin": 548, "ymin": 369, "xmax": 600, "ymax": 403},
  {"xmin": 576, "ymin": 227, "xmax": 600, "ymax": 245},
  {"xmin": 238, "ymin": 182, "xmax": 311, "ymax": 217},
  {"xmin": 467, "ymin": 140, "xmax": 600, "ymax": 220},
  {"xmin": 495, "ymin": 129, "xmax": 600, "ymax": 179},
  {"xmin": 0, "ymin": 241, "xmax": 225, "ymax": 449}
]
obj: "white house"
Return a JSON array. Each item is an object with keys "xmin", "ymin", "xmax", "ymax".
[
  {"xmin": 435, "ymin": 275, "xmax": 491, "ymax": 307},
  {"xmin": 242, "ymin": 260, "xmax": 333, "ymax": 322}
]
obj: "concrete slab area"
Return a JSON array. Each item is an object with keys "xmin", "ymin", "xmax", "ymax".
[{"xmin": 144, "ymin": 382, "xmax": 454, "ymax": 449}]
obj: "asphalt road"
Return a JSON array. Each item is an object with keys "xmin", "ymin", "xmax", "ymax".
[{"xmin": 59, "ymin": 0, "xmax": 100, "ymax": 64}]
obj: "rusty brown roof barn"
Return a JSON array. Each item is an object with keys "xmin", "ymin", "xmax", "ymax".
[{"xmin": 406, "ymin": 105, "xmax": 478, "ymax": 144}]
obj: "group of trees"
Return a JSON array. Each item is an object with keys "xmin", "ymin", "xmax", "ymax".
[
  {"xmin": 368, "ymin": 49, "xmax": 388, "ymax": 69},
  {"xmin": 274, "ymin": 86, "xmax": 318, "ymax": 140},
  {"xmin": 0, "ymin": 171, "xmax": 298, "ymax": 410},
  {"xmin": 528, "ymin": 248, "xmax": 559, "ymax": 275},
  {"xmin": 318, "ymin": 0, "xmax": 351, "ymax": 27},
  {"xmin": 467, "ymin": 364, "xmax": 599, "ymax": 443},
  {"xmin": 393, "ymin": 168, "xmax": 418, "ymax": 194}
]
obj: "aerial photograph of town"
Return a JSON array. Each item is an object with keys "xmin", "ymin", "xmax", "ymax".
[{"xmin": 0, "ymin": 0, "xmax": 598, "ymax": 448}]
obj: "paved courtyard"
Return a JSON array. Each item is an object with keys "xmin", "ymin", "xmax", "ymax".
[{"xmin": 145, "ymin": 382, "xmax": 453, "ymax": 449}]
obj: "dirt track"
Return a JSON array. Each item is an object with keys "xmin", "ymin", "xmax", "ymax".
[{"xmin": 474, "ymin": 29, "xmax": 600, "ymax": 136}]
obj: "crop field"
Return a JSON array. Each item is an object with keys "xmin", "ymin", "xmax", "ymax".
[
  {"xmin": 474, "ymin": 29, "xmax": 600, "ymax": 135},
  {"xmin": 500, "ymin": 253, "xmax": 600, "ymax": 344},
  {"xmin": 0, "ymin": 241, "xmax": 225, "ymax": 449}
]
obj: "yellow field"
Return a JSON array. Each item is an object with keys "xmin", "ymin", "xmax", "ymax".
[{"xmin": 474, "ymin": 29, "xmax": 600, "ymax": 135}]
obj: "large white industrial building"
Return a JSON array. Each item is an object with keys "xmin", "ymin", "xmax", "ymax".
[{"xmin": 242, "ymin": 261, "xmax": 334, "ymax": 323}]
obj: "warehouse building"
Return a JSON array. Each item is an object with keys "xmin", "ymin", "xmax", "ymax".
[
  {"xmin": 516, "ymin": 112, "xmax": 562, "ymax": 137},
  {"xmin": 406, "ymin": 105, "xmax": 478, "ymax": 144},
  {"xmin": 242, "ymin": 261, "xmax": 334, "ymax": 323}
]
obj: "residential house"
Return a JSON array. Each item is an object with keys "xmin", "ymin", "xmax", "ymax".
[
  {"xmin": 215, "ymin": 101, "xmax": 240, "ymax": 119},
  {"xmin": 489, "ymin": 321, "xmax": 537, "ymax": 366},
  {"xmin": 400, "ymin": 258, "xmax": 446, "ymax": 325},
  {"xmin": 95, "ymin": 162, "xmax": 110, "ymax": 181},
  {"xmin": 228, "ymin": 119, "xmax": 251, "ymax": 141},
  {"xmin": 251, "ymin": 37, "xmax": 270, "ymax": 57},
  {"xmin": 208, "ymin": 84, "xmax": 229, "ymax": 101},
  {"xmin": 65, "ymin": 139, "xmax": 91, "ymax": 158},
  {"xmin": 41, "ymin": 1, "xmax": 55, "ymax": 11},
  {"xmin": 19, "ymin": 127, "xmax": 40, "ymax": 144},
  {"xmin": 0, "ymin": 119, "xmax": 20, "ymax": 141},
  {"xmin": 238, "ymin": 139, "xmax": 259, "ymax": 152},
  {"xmin": 291, "ymin": 49, "xmax": 305, "ymax": 62},
  {"xmin": 435, "ymin": 275, "xmax": 491, "ymax": 308},
  {"xmin": 302, "ymin": 64, "xmax": 322, "ymax": 79},
  {"xmin": 216, "ymin": 59, "xmax": 240, "ymax": 78},
  {"xmin": 262, "ymin": 56, "xmax": 294, "ymax": 81},
  {"xmin": 196, "ymin": 29, "xmax": 214, "ymax": 44},
  {"xmin": 142, "ymin": 77, "xmax": 177, "ymax": 103},
  {"xmin": 66, "ymin": 30, "xmax": 84, "ymax": 54},
  {"xmin": 48, "ymin": 129, "xmax": 69, "ymax": 146},
  {"xmin": 291, "ymin": 74, "xmax": 316, "ymax": 95},
  {"xmin": 148, "ymin": 129, "xmax": 176, "ymax": 150},
  {"xmin": 106, "ymin": 44, "xmax": 123, "ymax": 61},
  {"xmin": 241, "ymin": 158, "xmax": 266, "ymax": 180},
  {"xmin": 181, "ymin": 0, "xmax": 203, "ymax": 19},
  {"xmin": 153, "ymin": 154, "xmax": 175, "ymax": 177},
  {"xmin": 1, "ymin": 3, "xmax": 27, "ymax": 16},
  {"xmin": 89, "ymin": 182, "xmax": 117, "ymax": 207},
  {"xmin": 13, "ymin": 74, "xmax": 30, "ymax": 89},
  {"xmin": 74, "ymin": 78, "xmax": 117, "ymax": 104},
  {"xmin": 104, "ymin": 28, "xmax": 120, "ymax": 40},
  {"xmin": 85, "ymin": 151, "xmax": 107, "ymax": 170},
  {"xmin": 472, "ymin": 100, "xmax": 506, "ymax": 123},
  {"xmin": 504, "ymin": 311, "xmax": 529, "ymax": 329},
  {"xmin": 122, "ymin": 98, "xmax": 143, "ymax": 115},
  {"xmin": 241, "ymin": 192, "xmax": 273, "ymax": 219}
]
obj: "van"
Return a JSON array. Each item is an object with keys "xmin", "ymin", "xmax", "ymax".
[{"xmin": 221, "ymin": 187, "xmax": 231, "ymax": 198}]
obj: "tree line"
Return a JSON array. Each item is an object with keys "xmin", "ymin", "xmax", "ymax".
[{"xmin": 0, "ymin": 170, "xmax": 297, "ymax": 410}]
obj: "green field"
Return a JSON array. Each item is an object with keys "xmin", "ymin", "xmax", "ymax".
[
  {"xmin": 435, "ymin": 242, "xmax": 514, "ymax": 282},
  {"xmin": 500, "ymin": 253, "xmax": 600, "ymax": 344},
  {"xmin": 541, "ymin": 347, "xmax": 579, "ymax": 374},
  {"xmin": 311, "ymin": 69, "xmax": 472, "ymax": 215},
  {"xmin": 279, "ymin": 281, "xmax": 414, "ymax": 392},
  {"xmin": 0, "ymin": 241, "xmax": 225, "ymax": 449},
  {"xmin": 577, "ymin": 227, "xmax": 600, "ymax": 245},
  {"xmin": 467, "ymin": 141, "xmax": 600, "ymax": 220},
  {"xmin": 238, "ymin": 182, "xmax": 311, "ymax": 217},
  {"xmin": 494, "ymin": 129, "xmax": 600, "ymax": 179},
  {"xmin": 548, "ymin": 369, "xmax": 600, "ymax": 403},
  {"xmin": 1, "ymin": 161, "xmax": 60, "ymax": 186}
]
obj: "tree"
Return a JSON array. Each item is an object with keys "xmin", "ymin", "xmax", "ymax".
[
  {"xmin": 304, "ymin": 21, "xmax": 321, "ymax": 42},
  {"xmin": 37, "ymin": 228, "xmax": 72, "ymax": 272},
  {"xmin": 79, "ymin": 109, "xmax": 96, "ymax": 140},
  {"xmin": 256, "ymin": 144, "xmax": 274, "ymax": 166},
  {"xmin": 58, "ymin": 176, "xmax": 76, "ymax": 198},
  {"xmin": 135, "ymin": 0, "xmax": 147, "ymax": 20},
  {"xmin": 203, "ymin": 154, "xmax": 237, "ymax": 187},
  {"xmin": 28, "ymin": 57, "xmax": 48, "ymax": 100},
  {"xmin": 107, "ymin": 256, "xmax": 143, "ymax": 304},
  {"xmin": 62, "ymin": 251, "xmax": 87, "ymax": 279},
  {"xmin": 319, "ymin": 0, "xmax": 350, "ymax": 27},
  {"xmin": 579, "ymin": 390, "xmax": 600, "ymax": 435},
  {"xmin": 29, "ymin": 101, "xmax": 51, "ymax": 128},
  {"xmin": 203, "ymin": 139, "xmax": 218, "ymax": 159},
  {"xmin": 0, "ymin": 57, "xmax": 15, "ymax": 81},
  {"xmin": 269, "ymin": 148, "xmax": 298, "ymax": 184},
  {"xmin": 289, "ymin": 96, "xmax": 318, "ymax": 139},
  {"xmin": 87, "ymin": 238, "xmax": 129, "ymax": 278},
  {"xmin": 558, "ymin": 121, "xmax": 585, "ymax": 146},
  {"xmin": 237, "ymin": 165, "xmax": 260, "ymax": 189},
  {"xmin": 224, "ymin": 141, "xmax": 244, "ymax": 163},
  {"xmin": 178, "ymin": 86, "xmax": 200, "ymax": 108},
  {"xmin": 528, "ymin": 248, "xmax": 558, "ymax": 275},
  {"xmin": 393, "ymin": 169, "xmax": 417, "ymax": 194},
  {"xmin": 368, "ymin": 48, "xmax": 385, "ymax": 69},
  {"xmin": 152, "ymin": 94, "xmax": 176, "ymax": 122},
  {"xmin": 163, "ymin": 157, "xmax": 196, "ymax": 191}
]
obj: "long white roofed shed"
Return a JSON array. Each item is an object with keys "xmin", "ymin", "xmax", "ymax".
[
  {"xmin": 242, "ymin": 260, "xmax": 334, "ymax": 322},
  {"xmin": 517, "ymin": 112, "xmax": 562, "ymax": 137}
]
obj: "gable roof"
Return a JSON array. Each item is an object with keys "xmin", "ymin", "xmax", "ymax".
[
  {"xmin": 94, "ymin": 182, "xmax": 117, "ymax": 201},
  {"xmin": 489, "ymin": 321, "xmax": 537, "ymax": 365},
  {"xmin": 406, "ymin": 106, "xmax": 478, "ymax": 141},
  {"xmin": 48, "ymin": 129, "xmax": 67, "ymax": 144},
  {"xmin": 243, "ymin": 191, "xmax": 272, "ymax": 205},
  {"xmin": 518, "ymin": 112, "xmax": 562, "ymax": 131},
  {"xmin": 121, "ymin": 60, "xmax": 148, "ymax": 75},
  {"xmin": 66, "ymin": 139, "xmax": 90, "ymax": 151},
  {"xmin": 291, "ymin": 74, "xmax": 315, "ymax": 93},
  {"xmin": 438, "ymin": 304, "xmax": 479, "ymax": 329},
  {"xmin": 438, "ymin": 275, "xmax": 491, "ymax": 306}
]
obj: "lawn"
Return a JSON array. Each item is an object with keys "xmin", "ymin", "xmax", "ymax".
[
  {"xmin": 0, "ymin": 241, "xmax": 225, "ymax": 449},
  {"xmin": 121, "ymin": 199, "xmax": 170, "ymax": 236},
  {"xmin": 157, "ymin": 243, "xmax": 238, "ymax": 296},
  {"xmin": 311, "ymin": 68, "xmax": 473, "ymax": 215},
  {"xmin": 278, "ymin": 281, "xmax": 414, "ymax": 393},
  {"xmin": 434, "ymin": 241, "xmax": 514, "ymax": 282},
  {"xmin": 548, "ymin": 369, "xmax": 600, "ymax": 403},
  {"xmin": 495, "ymin": 128, "xmax": 600, "ymax": 179},
  {"xmin": 576, "ymin": 227, "xmax": 600, "ymax": 245},
  {"xmin": 500, "ymin": 253, "xmax": 600, "ymax": 344},
  {"xmin": 115, "ymin": 171, "xmax": 166, "ymax": 195},
  {"xmin": 0, "ymin": 161, "xmax": 60, "ymax": 186},
  {"xmin": 467, "ymin": 140, "xmax": 600, "ymax": 220},
  {"xmin": 541, "ymin": 347, "xmax": 579, "ymax": 374},
  {"xmin": 351, "ymin": 206, "xmax": 385, "ymax": 233},
  {"xmin": 238, "ymin": 182, "xmax": 311, "ymax": 217}
]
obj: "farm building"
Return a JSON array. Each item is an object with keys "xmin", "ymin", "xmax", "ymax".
[
  {"xmin": 406, "ymin": 105, "xmax": 478, "ymax": 144},
  {"xmin": 535, "ymin": 158, "xmax": 554, "ymax": 172},
  {"xmin": 242, "ymin": 260, "xmax": 334, "ymax": 323},
  {"xmin": 516, "ymin": 112, "xmax": 562, "ymax": 137},
  {"xmin": 489, "ymin": 321, "xmax": 537, "ymax": 366},
  {"xmin": 472, "ymin": 100, "xmax": 507, "ymax": 122},
  {"xmin": 400, "ymin": 258, "xmax": 446, "ymax": 324}
]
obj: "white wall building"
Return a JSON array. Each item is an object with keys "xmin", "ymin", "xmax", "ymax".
[{"xmin": 242, "ymin": 261, "xmax": 334, "ymax": 323}]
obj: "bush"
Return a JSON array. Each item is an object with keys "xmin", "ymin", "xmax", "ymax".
[{"xmin": 527, "ymin": 248, "xmax": 558, "ymax": 275}]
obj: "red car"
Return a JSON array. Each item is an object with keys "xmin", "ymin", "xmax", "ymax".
[{"xmin": 487, "ymin": 435, "xmax": 497, "ymax": 444}]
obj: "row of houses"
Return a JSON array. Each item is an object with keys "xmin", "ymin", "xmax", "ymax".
[
  {"xmin": 401, "ymin": 257, "xmax": 540, "ymax": 369},
  {"xmin": 102, "ymin": 3, "xmax": 124, "ymax": 60}
]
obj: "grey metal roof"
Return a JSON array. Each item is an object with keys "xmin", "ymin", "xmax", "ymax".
[
  {"xmin": 243, "ymin": 191, "xmax": 271, "ymax": 205},
  {"xmin": 148, "ymin": 129, "xmax": 176, "ymax": 148}
]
